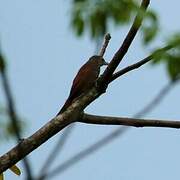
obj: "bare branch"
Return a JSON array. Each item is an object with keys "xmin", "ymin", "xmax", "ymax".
[
  {"xmin": 0, "ymin": 114, "xmax": 71, "ymax": 174},
  {"xmin": 100, "ymin": 0, "xmax": 150, "ymax": 85},
  {"xmin": 80, "ymin": 114, "xmax": 180, "ymax": 129},
  {"xmin": 99, "ymin": 33, "xmax": 111, "ymax": 57},
  {"xmin": 110, "ymin": 44, "xmax": 174, "ymax": 83}
]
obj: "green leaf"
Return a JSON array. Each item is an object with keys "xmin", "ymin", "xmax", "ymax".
[
  {"xmin": 151, "ymin": 48, "xmax": 169, "ymax": 64},
  {"xmin": 72, "ymin": 13, "xmax": 84, "ymax": 36},
  {"xmin": 167, "ymin": 55, "xmax": 180, "ymax": 81},
  {"xmin": 167, "ymin": 33, "xmax": 180, "ymax": 48},
  {"xmin": 142, "ymin": 10, "xmax": 158, "ymax": 44},
  {"xmin": 70, "ymin": 0, "xmax": 140, "ymax": 40},
  {"xmin": 9, "ymin": 165, "xmax": 21, "ymax": 176},
  {"xmin": 90, "ymin": 9, "xmax": 107, "ymax": 38},
  {"xmin": 108, "ymin": 0, "xmax": 135, "ymax": 25}
]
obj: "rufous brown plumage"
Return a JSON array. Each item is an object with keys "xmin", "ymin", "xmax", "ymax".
[{"xmin": 57, "ymin": 55, "xmax": 108, "ymax": 115}]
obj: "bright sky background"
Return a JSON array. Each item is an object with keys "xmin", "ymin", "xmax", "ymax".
[{"xmin": 0, "ymin": 0, "xmax": 180, "ymax": 180}]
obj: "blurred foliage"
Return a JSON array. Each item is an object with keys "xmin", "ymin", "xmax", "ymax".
[
  {"xmin": 0, "ymin": 53, "xmax": 6, "ymax": 72},
  {"xmin": 141, "ymin": 10, "xmax": 158, "ymax": 44},
  {"xmin": 6, "ymin": 119, "xmax": 25, "ymax": 138},
  {"xmin": 0, "ymin": 49, "xmax": 26, "ymax": 141},
  {"xmin": 70, "ymin": 0, "xmax": 180, "ymax": 82},
  {"xmin": 152, "ymin": 33, "xmax": 180, "ymax": 81},
  {"xmin": 71, "ymin": 0, "xmax": 158, "ymax": 44},
  {"xmin": 0, "ymin": 106, "xmax": 7, "ymax": 115},
  {"xmin": 0, "ymin": 105, "xmax": 25, "ymax": 141},
  {"xmin": 0, "ymin": 119, "xmax": 25, "ymax": 141}
]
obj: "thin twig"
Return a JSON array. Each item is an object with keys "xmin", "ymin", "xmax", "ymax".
[
  {"xmin": 0, "ymin": 51, "xmax": 33, "ymax": 179},
  {"xmin": 80, "ymin": 114, "xmax": 180, "ymax": 128},
  {"xmin": 110, "ymin": 44, "xmax": 173, "ymax": 83},
  {"xmin": 99, "ymin": 33, "xmax": 111, "ymax": 57}
]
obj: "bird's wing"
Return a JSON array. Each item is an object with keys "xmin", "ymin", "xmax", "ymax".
[{"xmin": 68, "ymin": 62, "xmax": 99, "ymax": 100}]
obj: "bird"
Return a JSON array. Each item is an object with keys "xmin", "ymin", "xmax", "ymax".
[{"xmin": 57, "ymin": 55, "xmax": 108, "ymax": 115}]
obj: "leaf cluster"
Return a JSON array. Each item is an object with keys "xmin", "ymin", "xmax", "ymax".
[
  {"xmin": 71, "ymin": 0, "xmax": 158, "ymax": 43},
  {"xmin": 152, "ymin": 33, "xmax": 180, "ymax": 81}
]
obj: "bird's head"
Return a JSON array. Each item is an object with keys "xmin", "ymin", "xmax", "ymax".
[{"xmin": 91, "ymin": 55, "xmax": 109, "ymax": 67}]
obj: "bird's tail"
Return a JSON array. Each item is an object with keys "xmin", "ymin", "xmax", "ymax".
[{"xmin": 56, "ymin": 98, "xmax": 72, "ymax": 116}]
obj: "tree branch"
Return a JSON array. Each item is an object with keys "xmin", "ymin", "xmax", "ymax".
[
  {"xmin": 110, "ymin": 44, "xmax": 174, "ymax": 82},
  {"xmin": 99, "ymin": 33, "xmax": 111, "ymax": 57},
  {"xmin": 0, "ymin": 114, "xmax": 71, "ymax": 174},
  {"xmin": 80, "ymin": 114, "xmax": 180, "ymax": 129},
  {"xmin": 0, "ymin": 83, "xmax": 102, "ymax": 173},
  {"xmin": 0, "ymin": 0, "xmax": 151, "ymax": 174},
  {"xmin": 100, "ymin": 0, "xmax": 150, "ymax": 85}
]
